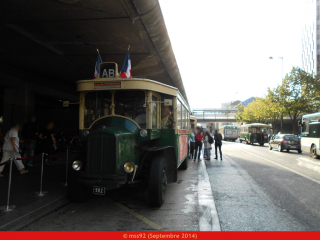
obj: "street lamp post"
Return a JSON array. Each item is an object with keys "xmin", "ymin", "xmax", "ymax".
[{"xmin": 269, "ymin": 55, "xmax": 284, "ymax": 132}]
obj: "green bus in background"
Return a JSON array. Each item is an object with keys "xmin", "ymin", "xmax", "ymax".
[
  {"xmin": 69, "ymin": 62, "xmax": 191, "ymax": 207},
  {"xmin": 239, "ymin": 123, "xmax": 270, "ymax": 146}
]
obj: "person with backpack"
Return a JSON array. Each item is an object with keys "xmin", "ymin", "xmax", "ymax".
[
  {"xmin": 214, "ymin": 129, "xmax": 223, "ymax": 161},
  {"xmin": 194, "ymin": 127, "xmax": 203, "ymax": 161},
  {"xmin": 204, "ymin": 130, "xmax": 213, "ymax": 160}
]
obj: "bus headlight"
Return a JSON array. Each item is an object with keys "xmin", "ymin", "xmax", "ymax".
[
  {"xmin": 72, "ymin": 160, "xmax": 83, "ymax": 171},
  {"xmin": 83, "ymin": 130, "xmax": 90, "ymax": 137},
  {"xmin": 140, "ymin": 129, "xmax": 147, "ymax": 137},
  {"xmin": 123, "ymin": 162, "xmax": 135, "ymax": 173}
]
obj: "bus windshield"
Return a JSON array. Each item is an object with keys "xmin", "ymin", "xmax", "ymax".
[
  {"xmin": 84, "ymin": 91, "xmax": 112, "ymax": 128},
  {"xmin": 114, "ymin": 90, "xmax": 146, "ymax": 128}
]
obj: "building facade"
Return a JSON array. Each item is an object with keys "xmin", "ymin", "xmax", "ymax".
[{"xmin": 302, "ymin": 0, "xmax": 318, "ymax": 74}]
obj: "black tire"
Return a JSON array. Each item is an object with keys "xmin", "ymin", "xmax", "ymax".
[
  {"xmin": 260, "ymin": 143, "xmax": 264, "ymax": 146},
  {"xmin": 311, "ymin": 145, "xmax": 319, "ymax": 159},
  {"xmin": 269, "ymin": 144, "xmax": 273, "ymax": 150},
  {"xmin": 298, "ymin": 150, "xmax": 302, "ymax": 154},
  {"xmin": 287, "ymin": 149, "xmax": 289, "ymax": 152},
  {"xmin": 240, "ymin": 140, "xmax": 242, "ymax": 143},
  {"xmin": 278, "ymin": 144, "xmax": 283, "ymax": 152},
  {"xmin": 179, "ymin": 158, "xmax": 188, "ymax": 170},
  {"xmin": 149, "ymin": 155, "xmax": 167, "ymax": 207}
]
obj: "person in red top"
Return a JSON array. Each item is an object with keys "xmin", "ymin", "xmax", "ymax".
[{"xmin": 194, "ymin": 127, "xmax": 203, "ymax": 161}]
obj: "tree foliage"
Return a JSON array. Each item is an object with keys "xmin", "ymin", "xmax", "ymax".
[{"xmin": 235, "ymin": 67, "xmax": 320, "ymax": 134}]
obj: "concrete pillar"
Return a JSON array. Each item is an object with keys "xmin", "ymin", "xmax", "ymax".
[{"xmin": 3, "ymin": 88, "xmax": 35, "ymax": 132}]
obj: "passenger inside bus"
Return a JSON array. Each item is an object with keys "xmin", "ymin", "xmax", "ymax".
[{"xmin": 161, "ymin": 105, "xmax": 173, "ymax": 129}]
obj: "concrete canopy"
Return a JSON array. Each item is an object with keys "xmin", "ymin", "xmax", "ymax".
[{"xmin": 0, "ymin": 0, "xmax": 188, "ymax": 103}]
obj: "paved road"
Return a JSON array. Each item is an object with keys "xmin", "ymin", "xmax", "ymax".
[
  {"xmin": 207, "ymin": 140, "xmax": 320, "ymax": 231},
  {"xmin": 22, "ymin": 141, "xmax": 320, "ymax": 231}
]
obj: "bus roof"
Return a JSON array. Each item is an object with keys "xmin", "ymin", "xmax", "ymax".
[
  {"xmin": 77, "ymin": 78, "xmax": 177, "ymax": 97},
  {"xmin": 241, "ymin": 123, "xmax": 269, "ymax": 127},
  {"xmin": 302, "ymin": 112, "xmax": 320, "ymax": 119}
]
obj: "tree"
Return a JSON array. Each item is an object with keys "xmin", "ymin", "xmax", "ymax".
[{"xmin": 267, "ymin": 67, "xmax": 320, "ymax": 134}]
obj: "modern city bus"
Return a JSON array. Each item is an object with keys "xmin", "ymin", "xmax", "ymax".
[
  {"xmin": 69, "ymin": 62, "xmax": 191, "ymax": 207},
  {"xmin": 299, "ymin": 112, "xmax": 320, "ymax": 158},
  {"xmin": 239, "ymin": 123, "xmax": 270, "ymax": 146},
  {"xmin": 219, "ymin": 125, "xmax": 238, "ymax": 141}
]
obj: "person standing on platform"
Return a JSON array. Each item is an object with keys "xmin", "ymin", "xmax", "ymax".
[
  {"xmin": 204, "ymin": 130, "xmax": 213, "ymax": 160},
  {"xmin": 39, "ymin": 122, "xmax": 56, "ymax": 164},
  {"xmin": 22, "ymin": 116, "xmax": 38, "ymax": 167},
  {"xmin": 0, "ymin": 123, "xmax": 28, "ymax": 177},
  {"xmin": 214, "ymin": 129, "xmax": 223, "ymax": 161},
  {"xmin": 194, "ymin": 127, "xmax": 203, "ymax": 161},
  {"xmin": 189, "ymin": 129, "xmax": 195, "ymax": 159},
  {"xmin": 0, "ymin": 125, "xmax": 4, "ymax": 159}
]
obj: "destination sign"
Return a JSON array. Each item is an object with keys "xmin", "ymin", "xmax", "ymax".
[
  {"xmin": 99, "ymin": 62, "xmax": 117, "ymax": 78},
  {"xmin": 94, "ymin": 82, "xmax": 121, "ymax": 89}
]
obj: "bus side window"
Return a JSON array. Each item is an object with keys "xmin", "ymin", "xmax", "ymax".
[
  {"xmin": 177, "ymin": 100, "xmax": 182, "ymax": 129},
  {"xmin": 161, "ymin": 104, "xmax": 174, "ymax": 129}
]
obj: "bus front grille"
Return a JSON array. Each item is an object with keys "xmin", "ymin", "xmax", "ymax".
[{"xmin": 86, "ymin": 132, "xmax": 116, "ymax": 175}]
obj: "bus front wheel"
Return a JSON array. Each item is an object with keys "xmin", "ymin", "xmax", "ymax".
[{"xmin": 149, "ymin": 155, "xmax": 167, "ymax": 207}]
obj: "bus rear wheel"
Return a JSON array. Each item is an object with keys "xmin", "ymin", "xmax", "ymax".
[
  {"xmin": 179, "ymin": 158, "xmax": 188, "ymax": 170},
  {"xmin": 149, "ymin": 155, "xmax": 167, "ymax": 207},
  {"xmin": 311, "ymin": 145, "xmax": 319, "ymax": 159}
]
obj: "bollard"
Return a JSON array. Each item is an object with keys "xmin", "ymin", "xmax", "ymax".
[
  {"xmin": 61, "ymin": 148, "xmax": 69, "ymax": 187},
  {"xmin": 34, "ymin": 153, "xmax": 48, "ymax": 196},
  {"xmin": 0, "ymin": 158, "xmax": 16, "ymax": 212}
]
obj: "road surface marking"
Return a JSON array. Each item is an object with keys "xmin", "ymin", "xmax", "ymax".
[
  {"xmin": 107, "ymin": 198, "xmax": 164, "ymax": 231},
  {"xmin": 235, "ymin": 147, "xmax": 320, "ymax": 185},
  {"xmin": 198, "ymin": 160, "xmax": 221, "ymax": 231},
  {"xmin": 297, "ymin": 157, "xmax": 320, "ymax": 166}
]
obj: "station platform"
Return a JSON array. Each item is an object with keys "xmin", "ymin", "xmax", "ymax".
[{"xmin": 0, "ymin": 154, "xmax": 72, "ymax": 230}]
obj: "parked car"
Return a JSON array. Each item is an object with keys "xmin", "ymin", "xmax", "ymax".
[{"xmin": 269, "ymin": 134, "xmax": 302, "ymax": 153}]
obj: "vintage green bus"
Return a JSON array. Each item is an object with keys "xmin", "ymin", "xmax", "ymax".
[
  {"xmin": 239, "ymin": 123, "xmax": 270, "ymax": 146},
  {"xmin": 69, "ymin": 62, "xmax": 191, "ymax": 207},
  {"xmin": 219, "ymin": 125, "xmax": 238, "ymax": 141},
  {"xmin": 190, "ymin": 116, "xmax": 197, "ymax": 130}
]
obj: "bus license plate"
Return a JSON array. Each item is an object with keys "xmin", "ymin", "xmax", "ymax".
[{"xmin": 93, "ymin": 186, "xmax": 105, "ymax": 195}]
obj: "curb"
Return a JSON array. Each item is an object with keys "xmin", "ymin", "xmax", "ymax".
[{"xmin": 0, "ymin": 195, "xmax": 70, "ymax": 231}]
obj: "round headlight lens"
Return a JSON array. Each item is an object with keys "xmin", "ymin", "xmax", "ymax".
[
  {"xmin": 123, "ymin": 162, "xmax": 135, "ymax": 173},
  {"xmin": 83, "ymin": 130, "xmax": 90, "ymax": 137},
  {"xmin": 72, "ymin": 160, "xmax": 83, "ymax": 171},
  {"xmin": 140, "ymin": 129, "xmax": 147, "ymax": 137}
]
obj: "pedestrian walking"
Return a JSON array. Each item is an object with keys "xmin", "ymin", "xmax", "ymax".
[
  {"xmin": 194, "ymin": 127, "xmax": 203, "ymax": 161},
  {"xmin": 214, "ymin": 129, "xmax": 223, "ymax": 161},
  {"xmin": 204, "ymin": 130, "xmax": 213, "ymax": 160},
  {"xmin": 0, "ymin": 123, "xmax": 29, "ymax": 177},
  {"xmin": 22, "ymin": 116, "xmax": 38, "ymax": 167},
  {"xmin": 39, "ymin": 122, "xmax": 56, "ymax": 164},
  {"xmin": 189, "ymin": 129, "xmax": 195, "ymax": 159}
]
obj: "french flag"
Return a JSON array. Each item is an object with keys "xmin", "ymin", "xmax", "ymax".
[
  {"xmin": 120, "ymin": 50, "xmax": 132, "ymax": 78},
  {"xmin": 94, "ymin": 52, "xmax": 102, "ymax": 79}
]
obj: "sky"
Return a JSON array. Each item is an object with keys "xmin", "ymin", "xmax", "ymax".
[{"xmin": 159, "ymin": 0, "xmax": 304, "ymax": 109}]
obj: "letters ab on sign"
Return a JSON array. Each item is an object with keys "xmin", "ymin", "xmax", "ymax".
[{"xmin": 99, "ymin": 62, "xmax": 118, "ymax": 78}]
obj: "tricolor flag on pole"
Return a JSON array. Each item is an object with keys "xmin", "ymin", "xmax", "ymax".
[
  {"xmin": 120, "ymin": 47, "xmax": 132, "ymax": 78},
  {"xmin": 94, "ymin": 50, "xmax": 102, "ymax": 79}
]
